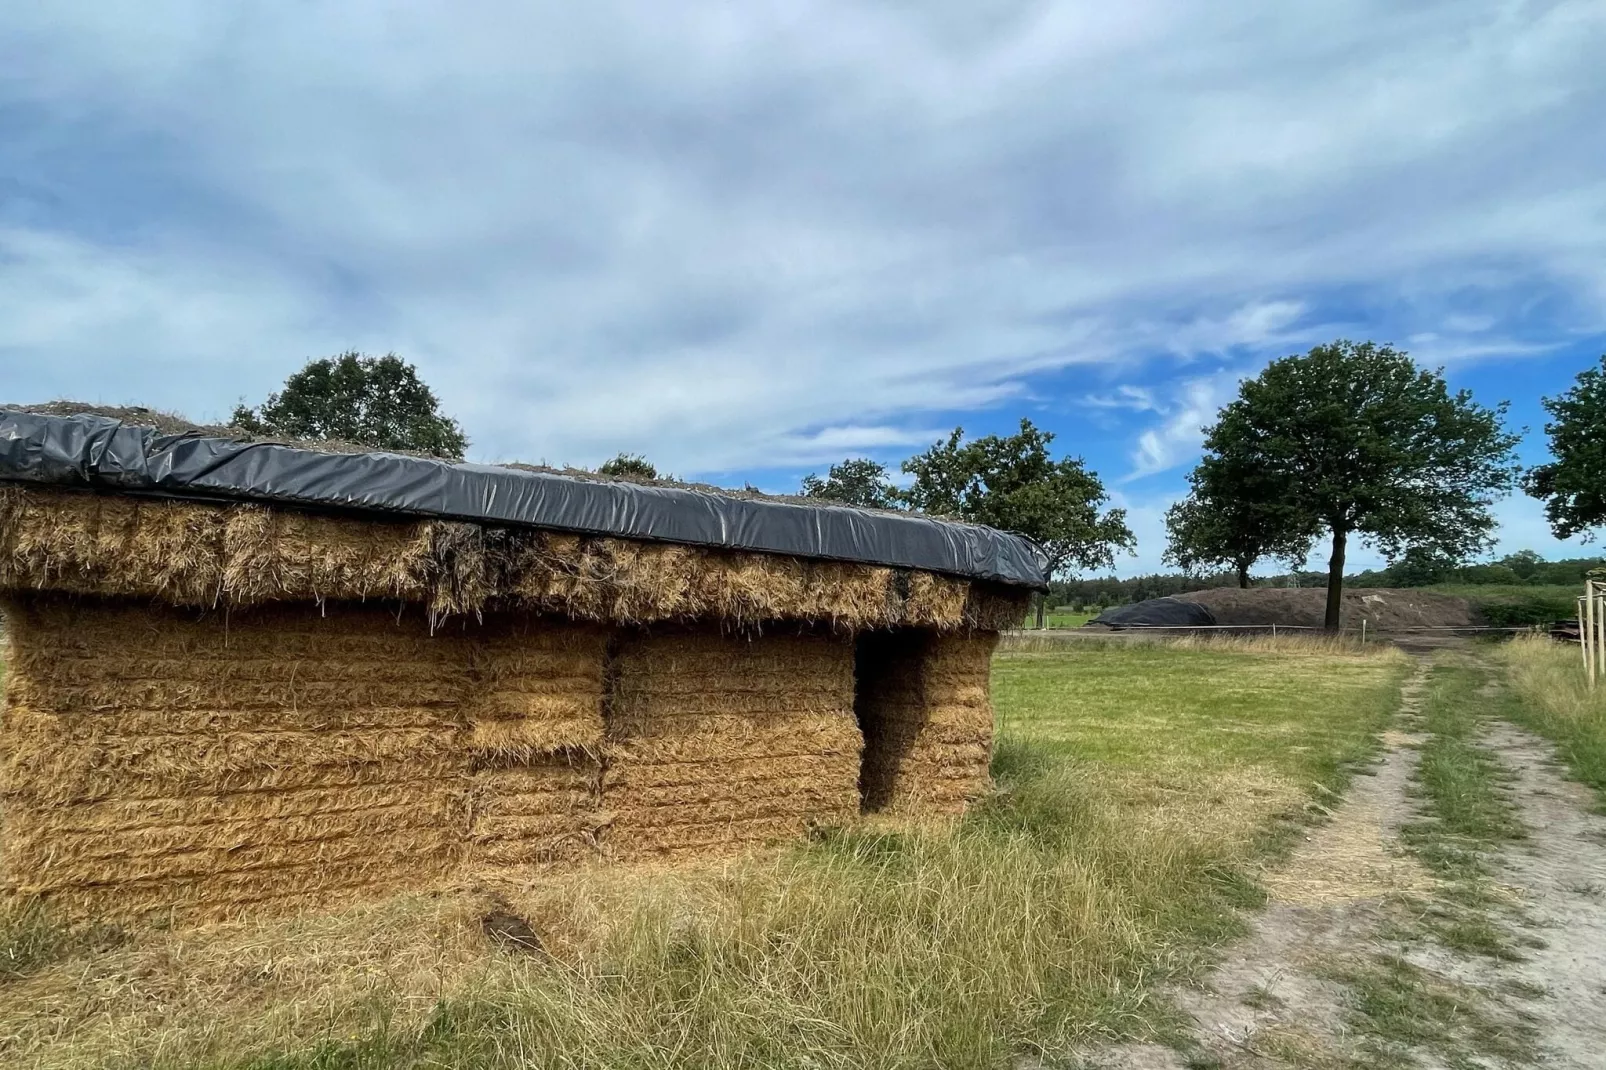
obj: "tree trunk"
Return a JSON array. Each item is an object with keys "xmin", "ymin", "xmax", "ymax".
[
  {"xmin": 1324, "ymin": 527, "xmax": 1347, "ymax": 632},
  {"xmin": 1035, "ymin": 594, "xmax": 1047, "ymax": 629},
  {"xmin": 1236, "ymin": 561, "xmax": 1251, "ymax": 589}
]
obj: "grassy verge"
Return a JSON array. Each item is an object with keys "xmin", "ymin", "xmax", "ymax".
[
  {"xmin": 2, "ymin": 640, "xmax": 1409, "ymax": 1070},
  {"xmin": 1394, "ymin": 662, "xmax": 1528, "ymax": 966},
  {"xmin": 1495, "ymin": 634, "xmax": 1606, "ymax": 809}
]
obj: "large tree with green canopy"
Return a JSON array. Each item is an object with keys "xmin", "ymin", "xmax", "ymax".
[
  {"xmin": 233, "ymin": 351, "xmax": 468, "ymax": 461},
  {"xmin": 1195, "ymin": 340, "xmax": 1520, "ymax": 630},
  {"xmin": 901, "ymin": 419, "xmax": 1133, "ymax": 624},
  {"xmin": 1525, "ymin": 354, "xmax": 1606, "ymax": 540}
]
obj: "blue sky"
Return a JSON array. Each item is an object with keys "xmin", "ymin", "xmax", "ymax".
[{"xmin": 2, "ymin": 1, "xmax": 1604, "ymax": 577}]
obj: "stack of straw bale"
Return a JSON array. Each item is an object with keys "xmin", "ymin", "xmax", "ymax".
[
  {"xmin": 602, "ymin": 631, "xmax": 863, "ymax": 860},
  {"xmin": 0, "ymin": 596, "xmax": 470, "ymax": 919},
  {"xmin": 855, "ymin": 631, "xmax": 999, "ymax": 814},
  {"xmin": 0, "ymin": 483, "xmax": 1027, "ymax": 921},
  {"xmin": 466, "ymin": 617, "xmax": 609, "ymax": 871}
]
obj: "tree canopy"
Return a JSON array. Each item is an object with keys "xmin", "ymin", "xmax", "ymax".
[
  {"xmin": 1197, "ymin": 340, "xmax": 1519, "ymax": 629},
  {"xmin": 1162, "ymin": 470, "xmax": 1312, "ymax": 589},
  {"xmin": 800, "ymin": 458, "xmax": 896, "ymax": 508},
  {"xmin": 900, "ymin": 419, "xmax": 1133, "ymax": 579},
  {"xmin": 233, "ymin": 351, "xmax": 468, "ymax": 460},
  {"xmin": 1525, "ymin": 354, "xmax": 1606, "ymax": 540}
]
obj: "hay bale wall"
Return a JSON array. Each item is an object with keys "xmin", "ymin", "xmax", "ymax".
[
  {"xmin": 0, "ymin": 586, "xmax": 1005, "ymax": 920},
  {"xmin": 602, "ymin": 631, "xmax": 863, "ymax": 860},
  {"xmin": 854, "ymin": 631, "xmax": 999, "ymax": 814},
  {"xmin": 0, "ymin": 596, "xmax": 471, "ymax": 920},
  {"xmin": 467, "ymin": 619, "xmax": 609, "ymax": 871}
]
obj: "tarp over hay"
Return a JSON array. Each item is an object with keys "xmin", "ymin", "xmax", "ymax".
[{"xmin": 0, "ymin": 409, "xmax": 1044, "ymax": 922}]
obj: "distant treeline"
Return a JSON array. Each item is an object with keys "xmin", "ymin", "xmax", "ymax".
[
  {"xmin": 1050, "ymin": 551, "xmax": 1602, "ymax": 612},
  {"xmin": 1049, "ymin": 571, "xmax": 1242, "ymax": 611}
]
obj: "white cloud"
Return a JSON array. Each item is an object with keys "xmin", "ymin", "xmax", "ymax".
[
  {"xmin": 0, "ymin": 0, "xmax": 1602, "ymax": 481},
  {"xmin": 1082, "ymin": 385, "xmax": 1158, "ymax": 411},
  {"xmin": 1123, "ymin": 371, "xmax": 1244, "ymax": 481}
]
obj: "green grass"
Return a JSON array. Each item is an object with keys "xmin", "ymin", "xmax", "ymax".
[
  {"xmin": 1393, "ymin": 661, "xmax": 1529, "ymax": 966},
  {"xmin": 993, "ymin": 639, "xmax": 1406, "ymax": 791},
  {"xmin": 1320, "ymin": 953, "xmax": 1537, "ymax": 1069},
  {"xmin": 1402, "ymin": 664, "xmax": 1526, "ymax": 888},
  {"xmin": 0, "ymin": 899, "xmax": 125, "ymax": 982},
  {"xmin": 1040, "ymin": 609, "xmax": 1096, "ymax": 629},
  {"xmin": 1496, "ymin": 635, "xmax": 1606, "ymax": 810},
  {"xmin": 4, "ymin": 640, "xmax": 1411, "ymax": 1070}
]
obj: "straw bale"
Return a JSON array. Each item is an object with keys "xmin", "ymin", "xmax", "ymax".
[
  {"xmin": 221, "ymin": 506, "xmax": 436, "ymax": 605},
  {"xmin": 606, "ymin": 815, "xmax": 820, "ymax": 858},
  {"xmin": 855, "ymin": 630, "xmax": 999, "ymax": 815},
  {"xmin": 0, "ymin": 485, "xmax": 1034, "ymax": 631},
  {"xmin": 0, "ymin": 488, "xmax": 227, "ymax": 603},
  {"xmin": 41, "ymin": 859, "xmax": 457, "ymax": 922},
  {"xmin": 462, "ymin": 617, "xmax": 609, "ymax": 869},
  {"xmin": 902, "ymin": 571, "xmax": 971, "ymax": 627},
  {"xmin": 0, "ymin": 593, "xmax": 476, "ymax": 918},
  {"xmin": 601, "ymin": 629, "xmax": 862, "ymax": 860},
  {"xmin": 8, "ymin": 780, "xmax": 461, "ymax": 834},
  {"xmin": 466, "ymin": 616, "xmax": 607, "ymax": 754},
  {"xmin": 602, "ymin": 752, "xmax": 848, "ymax": 790},
  {"xmin": 467, "ymin": 751, "xmax": 607, "ymax": 870}
]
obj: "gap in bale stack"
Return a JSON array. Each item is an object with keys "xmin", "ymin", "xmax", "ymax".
[
  {"xmin": 853, "ymin": 629, "xmax": 999, "ymax": 815},
  {"xmin": 600, "ymin": 626, "xmax": 863, "ymax": 861}
]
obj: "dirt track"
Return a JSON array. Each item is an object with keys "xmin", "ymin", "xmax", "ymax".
[{"xmin": 1081, "ymin": 652, "xmax": 1606, "ymax": 1069}]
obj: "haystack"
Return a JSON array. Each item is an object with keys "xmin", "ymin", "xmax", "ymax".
[{"xmin": 0, "ymin": 409, "xmax": 1045, "ymax": 921}]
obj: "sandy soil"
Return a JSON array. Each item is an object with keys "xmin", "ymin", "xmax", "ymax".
[
  {"xmin": 1078, "ymin": 657, "xmax": 1606, "ymax": 1069},
  {"xmin": 1471, "ymin": 723, "xmax": 1606, "ymax": 1065}
]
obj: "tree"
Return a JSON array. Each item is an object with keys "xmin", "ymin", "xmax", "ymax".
[
  {"xmin": 901, "ymin": 418, "xmax": 1134, "ymax": 587},
  {"xmin": 800, "ymin": 458, "xmax": 896, "ymax": 508},
  {"xmin": 1496, "ymin": 549, "xmax": 1544, "ymax": 581},
  {"xmin": 1525, "ymin": 355, "xmax": 1606, "ymax": 540},
  {"xmin": 1199, "ymin": 340, "xmax": 1520, "ymax": 630},
  {"xmin": 1388, "ymin": 546, "xmax": 1463, "ymax": 587},
  {"xmin": 233, "ymin": 351, "xmax": 468, "ymax": 460},
  {"xmin": 598, "ymin": 453, "xmax": 660, "ymax": 481},
  {"xmin": 1163, "ymin": 481, "xmax": 1312, "ymax": 589}
]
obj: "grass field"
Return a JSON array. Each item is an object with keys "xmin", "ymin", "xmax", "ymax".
[
  {"xmin": 1037, "ymin": 609, "xmax": 1096, "ymax": 629},
  {"xmin": 0, "ymin": 639, "xmax": 1410, "ymax": 1070}
]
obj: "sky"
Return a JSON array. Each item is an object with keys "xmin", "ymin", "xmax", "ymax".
[{"xmin": 2, "ymin": 1, "xmax": 1604, "ymax": 577}]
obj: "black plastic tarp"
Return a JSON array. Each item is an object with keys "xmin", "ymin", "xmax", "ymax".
[
  {"xmin": 1088, "ymin": 597, "xmax": 1217, "ymax": 629},
  {"xmin": 0, "ymin": 410, "xmax": 1048, "ymax": 589}
]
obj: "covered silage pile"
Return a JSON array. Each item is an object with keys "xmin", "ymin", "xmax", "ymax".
[{"xmin": 0, "ymin": 409, "xmax": 1045, "ymax": 922}]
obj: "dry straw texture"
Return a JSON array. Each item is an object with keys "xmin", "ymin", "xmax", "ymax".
[
  {"xmin": 1, "ymin": 587, "xmax": 1007, "ymax": 920},
  {"xmin": 0, "ymin": 596, "xmax": 473, "ymax": 921},
  {"xmin": 856, "ymin": 631, "xmax": 998, "ymax": 813},
  {"xmin": 603, "ymin": 630, "xmax": 863, "ymax": 861},
  {"xmin": 0, "ymin": 486, "xmax": 1030, "ymax": 631},
  {"xmin": 466, "ymin": 618, "xmax": 610, "ymax": 872},
  {"xmin": 0, "ymin": 481, "xmax": 1024, "ymax": 919}
]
